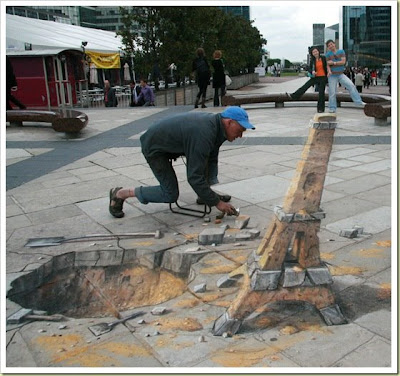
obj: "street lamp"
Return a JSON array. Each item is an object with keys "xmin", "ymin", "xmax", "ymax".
[
  {"xmin": 80, "ymin": 41, "xmax": 89, "ymax": 107},
  {"xmin": 130, "ymin": 52, "xmax": 135, "ymax": 82},
  {"xmin": 81, "ymin": 41, "xmax": 88, "ymax": 55},
  {"xmin": 353, "ymin": 7, "xmax": 361, "ymax": 68}
]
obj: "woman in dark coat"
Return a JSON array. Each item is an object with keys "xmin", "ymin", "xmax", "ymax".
[
  {"xmin": 212, "ymin": 50, "xmax": 226, "ymax": 107},
  {"xmin": 287, "ymin": 46, "xmax": 331, "ymax": 113},
  {"xmin": 192, "ymin": 48, "xmax": 210, "ymax": 108}
]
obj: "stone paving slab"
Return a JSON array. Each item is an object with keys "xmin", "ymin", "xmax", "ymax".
[
  {"xmin": 4, "ymin": 78, "xmax": 394, "ymax": 371},
  {"xmin": 326, "ymin": 228, "xmax": 392, "ymax": 276},
  {"xmin": 77, "ymin": 197, "xmax": 145, "ymax": 225},
  {"xmin": 321, "ymin": 195, "xmax": 382, "ymax": 224},
  {"xmin": 217, "ymin": 175, "xmax": 291, "ymax": 205},
  {"xmin": 279, "ymin": 322, "xmax": 376, "ymax": 367},
  {"xmin": 6, "ymin": 329, "xmax": 38, "ymax": 367},
  {"xmin": 325, "ymin": 206, "xmax": 391, "ymax": 235},
  {"xmin": 333, "ymin": 336, "xmax": 391, "ymax": 367},
  {"xmin": 12, "ymin": 316, "xmax": 164, "ymax": 367},
  {"xmin": 194, "ymin": 335, "xmax": 302, "ymax": 367}
]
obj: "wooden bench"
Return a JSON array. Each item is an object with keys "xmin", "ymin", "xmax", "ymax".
[
  {"xmin": 363, "ymin": 101, "xmax": 391, "ymax": 126},
  {"xmin": 222, "ymin": 92, "xmax": 390, "ymax": 108},
  {"xmin": 6, "ymin": 109, "xmax": 89, "ymax": 133},
  {"xmin": 222, "ymin": 92, "xmax": 391, "ymax": 126}
]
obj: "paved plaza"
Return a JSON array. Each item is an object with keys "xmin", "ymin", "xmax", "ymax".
[{"xmin": 3, "ymin": 77, "xmax": 395, "ymax": 371}]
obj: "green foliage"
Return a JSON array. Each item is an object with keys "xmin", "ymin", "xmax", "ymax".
[
  {"xmin": 267, "ymin": 58, "xmax": 281, "ymax": 67},
  {"xmin": 284, "ymin": 59, "xmax": 292, "ymax": 68},
  {"xmin": 116, "ymin": 6, "xmax": 266, "ymax": 82}
]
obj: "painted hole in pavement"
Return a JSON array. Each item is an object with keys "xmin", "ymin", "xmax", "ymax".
[{"xmin": 7, "ymin": 260, "xmax": 187, "ymax": 318}]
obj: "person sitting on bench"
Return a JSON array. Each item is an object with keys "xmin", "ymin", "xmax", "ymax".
[
  {"xmin": 134, "ymin": 78, "xmax": 155, "ymax": 106},
  {"xmin": 108, "ymin": 106, "xmax": 255, "ymax": 218}
]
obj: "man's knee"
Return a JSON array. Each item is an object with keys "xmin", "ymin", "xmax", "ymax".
[{"xmin": 163, "ymin": 189, "xmax": 179, "ymax": 203}]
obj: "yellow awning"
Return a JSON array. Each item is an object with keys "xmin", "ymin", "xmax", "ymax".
[{"xmin": 86, "ymin": 50, "xmax": 121, "ymax": 69}]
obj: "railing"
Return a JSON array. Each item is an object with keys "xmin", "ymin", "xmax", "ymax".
[{"xmin": 74, "ymin": 73, "xmax": 260, "ymax": 108}]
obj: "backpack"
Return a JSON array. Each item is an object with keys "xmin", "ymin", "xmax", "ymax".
[{"xmin": 196, "ymin": 58, "xmax": 209, "ymax": 74}]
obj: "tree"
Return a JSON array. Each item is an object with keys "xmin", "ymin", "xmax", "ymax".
[
  {"xmin": 117, "ymin": 6, "xmax": 266, "ymax": 84},
  {"xmin": 118, "ymin": 7, "xmax": 161, "ymax": 83},
  {"xmin": 284, "ymin": 59, "xmax": 292, "ymax": 69},
  {"xmin": 267, "ymin": 59, "xmax": 281, "ymax": 67}
]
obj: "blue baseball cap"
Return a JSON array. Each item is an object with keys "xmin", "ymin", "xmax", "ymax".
[{"xmin": 221, "ymin": 106, "xmax": 255, "ymax": 130}]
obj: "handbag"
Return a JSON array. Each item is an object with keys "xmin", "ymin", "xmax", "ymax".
[{"xmin": 225, "ymin": 74, "xmax": 232, "ymax": 86}]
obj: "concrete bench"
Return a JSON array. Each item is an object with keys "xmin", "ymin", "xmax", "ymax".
[
  {"xmin": 363, "ymin": 101, "xmax": 391, "ymax": 126},
  {"xmin": 6, "ymin": 109, "xmax": 89, "ymax": 133}
]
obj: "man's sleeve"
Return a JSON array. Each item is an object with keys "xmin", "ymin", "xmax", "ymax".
[
  {"xmin": 339, "ymin": 50, "xmax": 347, "ymax": 64},
  {"xmin": 186, "ymin": 138, "xmax": 220, "ymax": 207},
  {"xmin": 207, "ymin": 148, "xmax": 219, "ymax": 185}
]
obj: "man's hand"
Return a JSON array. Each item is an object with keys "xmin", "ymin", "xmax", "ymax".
[{"xmin": 216, "ymin": 200, "xmax": 236, "ymax": 215}]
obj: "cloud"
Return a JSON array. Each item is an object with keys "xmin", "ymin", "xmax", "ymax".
[{"xmin": 251, "ymin": 2, "xmax": 342, "ymax": 62}]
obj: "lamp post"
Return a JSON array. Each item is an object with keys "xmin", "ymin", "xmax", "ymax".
[
  {"xmin": 130, "ymin": 52, "xmax": 135, "ymax": 83},
  {"xmin": 353, "ymin": 7, "xmax": 361, "ymax": 68},
  {"xmin": 81, "ymin": 41, "xmax": 89, "ymax": 107}
]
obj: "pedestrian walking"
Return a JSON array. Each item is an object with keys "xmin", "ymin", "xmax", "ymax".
[
  {"xmin": 355, "ymin": 69, "xmax": 364, "ymax": 93},
  {"xmin": 371, "ymin": 70, "xmax": 377, "ymax": 86},
  {"xmin": 211, "ymin": 50, "xmax": 226, "ymax": 107},
  {"xmin": 192, "ymin": 48, "xmax": 211, "ymax": 108},
  {"xmin": 325, "ymin": 40, "xmax": 365, "ymax": 113},
  {"xmin": 363, "ymin": 68, "xmax": 371, "ymax": 89},
  {"xmin": 386, "ymin": 73, "xmax": 391, "ymax": 95}
]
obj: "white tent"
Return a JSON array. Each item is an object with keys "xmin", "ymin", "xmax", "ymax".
[{"xmin": 6, "ymin": 13, "xmax": 124, "ymax": 56}]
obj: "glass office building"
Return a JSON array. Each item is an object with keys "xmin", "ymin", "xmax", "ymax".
[
  {"xmin": 342, "ymin": 6, "xmax": 391, "ymax": 68},
  {"xmin": 218, "ymin": 6, "xmax": 250, "ymax": 20}
]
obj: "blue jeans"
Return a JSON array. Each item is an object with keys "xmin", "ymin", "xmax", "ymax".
[
  {"xmin": 135, "ymin": 156, "xmax": 179, "ymax": 204},
  {"xmin": 328, "ymin": 73, "xmax": 363, "ymax": 111}
]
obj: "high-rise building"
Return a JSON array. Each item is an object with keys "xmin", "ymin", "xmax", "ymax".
[
  {"xmin": 342, "ymin": 6, "xmax": 391, "ymax": 68},
  {"xmin": 6, "ymin": 6, "xmax": 144, "ymax": 35},
  {"xmin": 311, "ymin": 23, "xmax": 339, "ymax": 65},
  {"xmin": 6, "ymin": 5, "xmax": 77, "ymax": 24},
  {"xmin": 312, "ymin": 23, "xmax": 339, "ymax": 51},
  {"xmin": 313, "ymin": 24, "xmax": 325, "ymax": 46},
  {"xmin": 7, "ymin": 6, "xmax": 251, "ymax": 32},
  {"xmin": 325, "ymin": 24, "xmax": 339, "ymax": 46},
  {"xmin": 218, "ymin": 6, "xmax": 250, "ymax": 20}
]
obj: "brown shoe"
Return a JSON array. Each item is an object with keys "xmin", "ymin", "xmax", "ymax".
[{"xmin": 109, "ymin": 187, "xmax": 125, "ymax": 218}]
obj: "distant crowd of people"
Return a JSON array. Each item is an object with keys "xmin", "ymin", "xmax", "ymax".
[{"xmin": 344, "ymin": 67, "xmax": 382, "ymax": 92}]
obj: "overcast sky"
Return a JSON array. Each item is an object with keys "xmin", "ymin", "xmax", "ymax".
[{"xmin": 250, "ymin": 2, "xmax": 342, "ymax": 62}]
